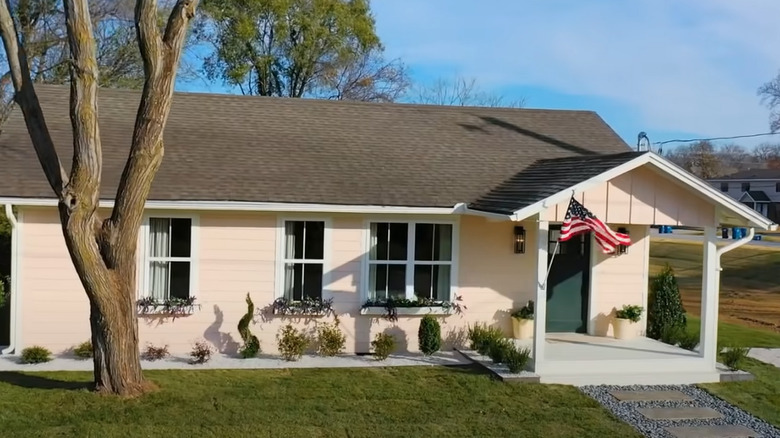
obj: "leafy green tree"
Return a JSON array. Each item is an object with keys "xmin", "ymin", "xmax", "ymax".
[{"xmin": 198, "ymin": 0, "xmax": 407, "ymax": 100}]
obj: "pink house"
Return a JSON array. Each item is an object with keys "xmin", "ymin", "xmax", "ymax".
[{"xmin": 0, "ymin": 85, "xmax": 775, "ymax": 384}]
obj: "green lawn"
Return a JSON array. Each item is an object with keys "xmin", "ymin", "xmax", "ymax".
[
  {"xmin": 686, "ymin": 316, "xmax": 780, "ymax": 348},
  {"xmin": 0, "ymin": 365, "xmax": 640, "ymax": 438}
]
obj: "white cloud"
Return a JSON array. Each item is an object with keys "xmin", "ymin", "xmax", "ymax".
[{"xmin": 372, "ymin": 0, "xmax": 780, "ymax": 138}]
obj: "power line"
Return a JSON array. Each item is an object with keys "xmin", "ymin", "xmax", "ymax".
[{"xmin": 653, "ymin": 132, "xmax": 779, "ymax": 146}]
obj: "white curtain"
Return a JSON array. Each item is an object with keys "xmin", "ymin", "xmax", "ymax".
[
  {"xmin": 284, "ymin": 222, "xmax": 296, "ymax": 299},
  {"xmin": 149, "ymin": 218, "xmax": 170, "ymax": 300},
  {"xmin": 436, "ymin": 224, "xmax": 452, "ymax": 261}
]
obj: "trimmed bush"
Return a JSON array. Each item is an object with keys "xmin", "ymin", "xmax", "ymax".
[
  {"xmin": 487, "ymin": 337, "xmax": 513, "ymax": 364},
  {"xmin": 73, "ymin": 340, "xmax": 93, "ymax": 359},
  {"xmin": 277, "ymin": 324, "xmax": 309, "ymax": 361},
  {"xmin": 142, "ymin": 344, "xmax": 169, "ymax": 361},
  {"xmin": 371, "ymin": 332, "xmax": 396, "ymax": 361},
  {"xmin": 20, "ymin": 346, "xmax": 52, "ymax": 364},
  {"xmin": 317, "ymin": 318, "xmax": 346, "ymax": 357},
  {"xmin": 190, "ymin": 341, "xmax": 213, "ymax": 364},
  {"xmin": 504, "ymin": 346, "xmax": 531, "ymax": 373},
  {"xmin": 721, "ymin": 346, "xmax": 751, "ymax": 371},
  {"xmin": 467, "ymin": 323, "xmax": 504, "ymax": 356},
  {"xmin": 647, "ymin": 265, "xmax": 687, "ymax": 340},
  {"xmin": 418, "ymin": 314, "xmax": 442, "ymax": 356},
  {"xmin": 238, "ymin": 293, "xmax": 261, "ymax": 358},
  {"xmin": 677, "ymin": 329, "xmax": 700, "ymax": 351}
]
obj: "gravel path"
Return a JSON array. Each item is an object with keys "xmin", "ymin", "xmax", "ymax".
[{"xmin": 581, "ymin": 385, "xmax": 780, "ymax": 438}]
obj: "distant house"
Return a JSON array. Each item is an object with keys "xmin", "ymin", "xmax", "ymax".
[{"xmin": 709, "ymin": 169, "xmax": 780, "ymax": 223}]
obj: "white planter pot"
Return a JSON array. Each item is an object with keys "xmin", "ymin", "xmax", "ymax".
[
  {"xmin": 613, "ymin": 318, "xmax": 637, "ymax": 340},
  {"xmin": 512, "ymin": 318, "xmax": 534, "ymax": 339}
]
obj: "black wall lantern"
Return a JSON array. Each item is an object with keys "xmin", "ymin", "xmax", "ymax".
[
  {"xmin": 616, "ymin": 227, "xmax": 629, "ymax": 255},
  {"xmin": 514, "ymin": 226, "xmax": 526, "ymax": 254}
]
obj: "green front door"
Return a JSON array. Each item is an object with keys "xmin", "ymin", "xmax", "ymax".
[{"xmin": 546, "ymin": 227, "xmax": 590, "ymax": 333}]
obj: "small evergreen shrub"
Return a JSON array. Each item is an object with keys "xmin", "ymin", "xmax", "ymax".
[
  {"xmin": 142, "ymin": 344, "xmax": 170, "ymax": 361},
  {"xmin": 615, "ymin": 304, "xmax": 644, "ymax": 323},
  {"xmin": 467, "ymin": 323, "xmax": 504, "ymax": 356},
  {"xmin": 504, "ymin": 346, "xmax": 531, "ymax": 373},
  {"xmin": 371, "ymin": 332, "xmax": 396, "ymax": 360},
  {"xmin": 418, "ymin": 314, "xmax": 442, "ymax": 356},
  {"xmin": 677, "ymin": 330, "xmax": 700, "ymax": 351},
  {"xmin": 277, "ymin": 324, "xmax": 309, "ymax": 361},
  {"xmin": 20, "ymin": 346, "xmax": 52, "ymax": 364},
  {"xmin": 647, "ymin": 265, "xmax": 687, "ymax": 340},
  {"xmin": 721, "ymin": 346, "xmax": 751, "ymax": 371},
  {"xmin": 190, "ymin": 341, "xmax": 213, "ymax": 364},
  {"xmin": 73, "ymin": 340, "xmax": 93, "ymax": 359},
  {"xmin": 487, "ymin": 337, "xmax": 513, "ymax": 364},
  {"xmin": 238, "ymin": 293, "xmax": 261, "ymax": 358},
  {"xmin": 316, "ymin": 318, "xmax": 346, "ymax": 357}
]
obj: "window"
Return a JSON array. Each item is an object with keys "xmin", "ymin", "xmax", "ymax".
[
  {"xmin": 742, "ymin": 182, "xmax": 750, "ymax": 192},
  {"xmin": 367, "ymin": 222, "xmax": 454, "ymax": 302},
  {"xmin": 282, "ymin": 221, "xmax": 325, "ymax": 301},
  {"xmin": 147, "ymin": 217, "xmax": 193, "ymax": 300},
  {"xmin": 720, "ymin": 182, "xmax": 728, "ymax": 192}
]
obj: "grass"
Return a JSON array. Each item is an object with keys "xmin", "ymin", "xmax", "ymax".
[
  {"xmin": 0, "ymin": 366, "xmax": 641, "ymax": 438},
  {"xmin": 685, "ymin": 316, "xmax": 780, "ymax": 348},
  {"xmin": 702, "ymin": 358, "xmax": 780, "ymax": 427}
]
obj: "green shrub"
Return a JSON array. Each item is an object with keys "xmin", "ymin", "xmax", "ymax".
[
  {"xmin": 487, "ymin": 337, "xmax": 513, "ymax": 364},
  {"xmin": 511, "ymin": 300, "xmax": 534, "ymax": 320},
  {"xmin": 504, "ymin": 346, "xmax": 531, "ymax": 373},
  {"xmin": 142, "ymin": 344, "xmax": 169, "ymax": 361},
  {"xmin": 20, "ymin": 346, "xmax": 52, "ymax": 364},
  {"xmin": 371, "ymin": 332, "xmax": 396, "ymax": 361},
  {"xmin": 615, "ymin": 304, "xmax": 644, "ymax": 322},
  {"xmin": 647, "ymin": 265, "xmax": 687, "ymax": 340},
  {"xmin": 467, "ymin": 323, "xmax": 504, "ymax": 355},
  {"xmin": 721, "ymin": 346, "xmax": 751, "ymax": 371},
  {"xmin": 190, "ymin": 341, "xmax": 213, "ymax": 364},
  {"xmin": 73, "ymin": 340, "xmax": 93, "ymax": 359},
  {"xmin": 0, "ymin": 275, "xmax": 8, "ymax": 309},
  {"xmin": 677, "ymin": 330, "xmax": 700, "ymax": 351},
  {"xmin": 238, "ymin": 293, "xmax": 261, "ymax": 358},
  {"xmin": 317, "ymin": 318, "xmax": 346, "ymax": 357},
  {"xmin": 277, "ymin": 324, "xmax": 309, "ymax": 361},
  {"xmin": 418, "ymin": 315, "xmax": 442, "ymax": 356}
]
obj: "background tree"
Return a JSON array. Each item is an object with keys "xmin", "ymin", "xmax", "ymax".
[
  {"xmin": 758, "ymin": 71, "xmax": 780, "ymax": 132},
  {"xmin": 0, "ymin": 0, "xmax": 198, "ymax": 395},
  {"xmin": 198, "ymin": 0, "xmax": 408, "ymax": 101},
  {"xmin": 414, "ymin": 76, "xmax": 526, "ymax": 108},
  {"xmin": 664, "ymin": 140, "xmax": 721, "ymax": 178}
]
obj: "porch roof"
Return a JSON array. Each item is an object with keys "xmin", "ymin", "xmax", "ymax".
[{"xmin": 465, "ymin": 151, "xmax": 776, "ymax": 230}]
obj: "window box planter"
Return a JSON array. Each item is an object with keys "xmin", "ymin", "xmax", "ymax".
[
  {"xmin": 270, "ymin": 297, "xmax": 334, "ymax": 317},
  {"xmin": 136, "ymin": 297, "xmax": 199, "ymax": 317},
  {"xmin": 360, "ymin": 306, "xmax": 452, "ymax": 316}
]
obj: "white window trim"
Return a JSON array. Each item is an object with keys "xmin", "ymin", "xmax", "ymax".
[
  {"xmin": 274, "ymin": 216, "xmax": 332, "ymax": 300},
  {"xmin": 138, "ymin": 212, "xmax": 200, "ymax": 300},
  {"xmin": 361, "ymin": 218, "xmax": 459, "ymax": 303}
]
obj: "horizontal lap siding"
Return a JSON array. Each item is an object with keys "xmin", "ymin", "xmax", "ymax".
[{"xmin": 19, "ymin": 209, "xmax": 537, "ymax": 354}]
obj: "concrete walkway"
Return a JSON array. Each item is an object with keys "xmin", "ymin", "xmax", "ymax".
[{"xmin": 748, "ymin": 348, "xmax": 780, "ymax": 368}]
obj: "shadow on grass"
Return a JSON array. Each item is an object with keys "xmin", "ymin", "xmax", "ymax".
[{"xmin": 0, "ymin": 372, "xmax": 92, "ymax": 391}]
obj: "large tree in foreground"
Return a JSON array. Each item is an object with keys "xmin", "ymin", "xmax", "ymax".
[{"xmin": 0, "ymin": 0, "xmax": 198, "ymax": 395}]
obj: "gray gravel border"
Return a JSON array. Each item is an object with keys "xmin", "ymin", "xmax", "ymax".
[{"xmin": 580, "ymin": 385, "xmax": 780, "ymax": 438}]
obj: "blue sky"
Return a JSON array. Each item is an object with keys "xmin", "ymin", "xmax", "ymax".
[{"xmin": 178, "ymin": 0, "xmax": 780, "ymax": 150}]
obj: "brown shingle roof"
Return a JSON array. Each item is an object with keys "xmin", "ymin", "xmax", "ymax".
[{"xmin": 0, "ymin": 85, "xmax": 630, "ymax": 207}]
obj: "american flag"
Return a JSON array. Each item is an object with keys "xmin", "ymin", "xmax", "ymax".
[{"xmin": 560, "ymin": 197, "xmax": 631, "ymax": 253}]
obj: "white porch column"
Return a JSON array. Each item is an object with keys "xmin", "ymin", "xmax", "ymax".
[
  {"xmin": 699, "ymin": 226, "xmax": 719, "ymax": 368},
  {"xmin": 533, "ymin": 217, "xmax": 549, "ymax": 372}
]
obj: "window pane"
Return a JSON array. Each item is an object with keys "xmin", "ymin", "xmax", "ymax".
[
  {"xmin": 302, "ymin": 263, "xmax": 323, "ymax": 299},
  {"xmin": 369, "ymin": 264, "xmax": 387, "ymax": 300},
  {"xmin": 369, "ymin": 264, "xmax": 405, "ymax": 300},
  {"xmin": 414, "ymin": 265, "xmax": 432, "ymax": 299},
  {"xmin": 149, "ymin": 218, "xmax": 170, "ymax": 258},
  {"xmin": 370, "ymin": 223, "xmax": 408, "ymax": 261},
  {"xmin": 305, "ymin": 221, "xmax": 324, "ymax": 260},
  {"xmin": 387, "ymin": 264, "xmax": 406, "ymax": 299},
  {"xmin": 170, "ymin": 218, "xmax": 191, "ymax": 258},
  {"xmin": 433, "ymin": 265, "xmax": 451, "ymax": 301},
  {"xmin": 285, "ymin": 221, "xmax": 305, "ymax": 259},
  {"xmin": 170, "ymin": 261, "xmax": 190, "ymax": 299},
  {"xmin": 435, "ymin": 224, "xmax": 452, "ymax": 261},
  {"xmin": 415, "ymin": 224, "xmax": 434, "ymax": 261},
  {"xmin": 413, "ymin": 223, "xmax": 452, "ymax": 261},
  {"xmin": 414, "ymin": 265, "xmax": 451, "ymax": 301},
  {"xmin": 149, "ymin": 261, "xmax": 169, "ymax": 300}
]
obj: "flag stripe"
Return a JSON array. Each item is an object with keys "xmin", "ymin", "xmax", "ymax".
[{"xmin": 559, "ymin": 197, "xmax": 632, "ymax": 254}]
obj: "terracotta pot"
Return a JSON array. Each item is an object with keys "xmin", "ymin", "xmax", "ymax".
[
  {"xmin": 613, "ymin": 318, "xmax": 637, "ymax": 340},
  {"xmin": 512, "ymin": 318, "xmax": 534, "ymax": 339}
]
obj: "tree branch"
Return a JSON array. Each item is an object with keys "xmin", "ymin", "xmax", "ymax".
[{"xmin": 0, "ymin": 0, "xmax": 68, "ymax": 196}]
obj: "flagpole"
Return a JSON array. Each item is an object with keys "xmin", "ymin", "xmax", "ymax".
[{"xmin": 543, "ymin": 239, "xmax": 560, "ymax": 289}]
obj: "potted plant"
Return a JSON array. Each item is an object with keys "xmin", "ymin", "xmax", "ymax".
[
  {"xmin": 613, "ymin": 304, "xmax": 644, "ymax": 340},
  {"xmin": 511, "ymin": 300, "xmax": 534, "ymax": 339}
]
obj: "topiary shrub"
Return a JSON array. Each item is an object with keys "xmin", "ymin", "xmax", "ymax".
[
  {"xmin": 504, "ymin": 345, "xmax": 531, "ymax": 373},
  {"xmin": 418, "ymin": 314, "xmax": 442, "ymax": 356},
  {"xmin": 190, "ymin": 340, "xmax": 214, "ymax": 365},
  {"xmin": 371, "ymin": 332, "xmax": 396, "ymax": 361},
  {"xmin": 721, "ymin": 346, "xmax": 751, "ymax": 371},
  {"xmin": 277, "ymin": 324, "xmax": 309, "ymax": 361},
  {"xmin": 73, "ymin": 340, "xmax": 93, "ymax": 359},
  {"xmin": 647, "ymin": 265, "xmax": 687, "ymax": 340},
  {"xmin": 316, "ymin": 317, "xmax": 346, "ymax": 357},
  {"xmin": 20, "ymin": 346, "xmax": 52, "ymax": 364},
  {"xmin": 238, "ymin": 293, "xmax": 261, "ymax": 358}
]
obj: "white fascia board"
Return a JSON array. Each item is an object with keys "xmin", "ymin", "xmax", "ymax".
[
  {"xmin": 509, "ymin": 153, "xmax": 777, "ymax": 231},
  {"xmin": 0, "ymin": 197, "xmax": 459, "ymax": 215}
]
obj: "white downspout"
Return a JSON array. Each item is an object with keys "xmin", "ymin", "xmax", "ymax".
[
  {"xmin": 1, "ymin": 204, "xmax": 18, "ymax": 355},
  {"xmin": 716, "ymin": 227, "xmax": 755, "ymax": 269}
]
